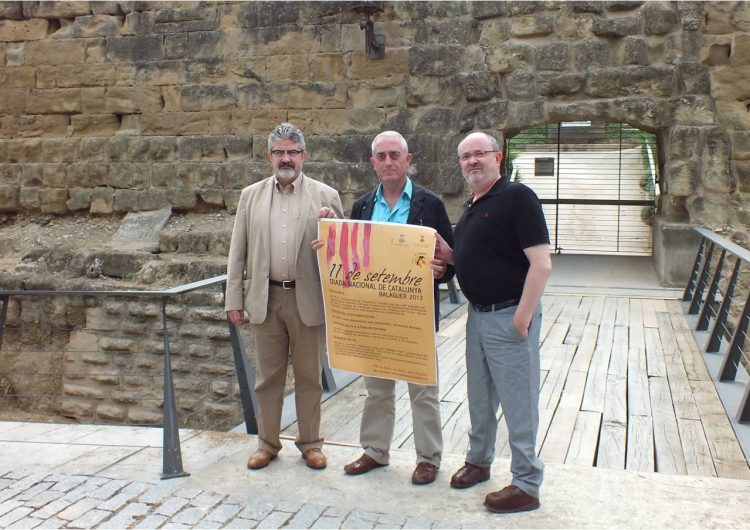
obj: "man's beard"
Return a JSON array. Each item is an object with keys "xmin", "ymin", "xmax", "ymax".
[{"xmin": 276, "ymin": 167, "xmax": 297, "ymax": 179}]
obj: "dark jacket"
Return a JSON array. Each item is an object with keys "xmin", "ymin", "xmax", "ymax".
[{"xmin": 350, "ymin": 183, "xmax": 455, "ymax": 330}]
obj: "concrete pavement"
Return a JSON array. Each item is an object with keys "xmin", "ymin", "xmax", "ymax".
[{"xmin": 2, "ymin": 421, "xmax": 750, "ymax": 528}]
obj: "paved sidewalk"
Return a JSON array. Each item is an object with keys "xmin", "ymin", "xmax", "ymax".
[{"xmin": 2, "ymin": 421, "xmax": 750, "ymax": 528}]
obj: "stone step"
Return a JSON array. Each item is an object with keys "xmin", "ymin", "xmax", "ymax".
[{"xmin": 159, "ymin": 228, "xmax": 232, "ymax": 256}]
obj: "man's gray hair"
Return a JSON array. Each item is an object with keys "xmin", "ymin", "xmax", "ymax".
[
  {"xmin": 457, "ymin": 131, "xmax": 500, "ymax": 154},
  {"xmin": 268, "ymin": 123, "xmax": 306, "ymax": 151},
  {"xmin": 371, "ymin": 130, "xmax": 408, "ymax": 155}
]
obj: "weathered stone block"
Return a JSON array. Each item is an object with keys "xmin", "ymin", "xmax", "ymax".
[
  {"xmin": 710, "ymin": 65, "xmax": 750, "ymax": 101},
  {"xmin": 506, "ymin": 70, "xmax": 537, "ymax": 100},
  {"xmin": 141, "ymin": 111, "xmax": 229, "ymax": 136},
  {"xmin": 0, "ymin": 185, "xmax": 19, "ymax": 212},
  {"xmin": 106, "ymin": 35, "xmax": 162, "ymax": 62},
  {"xmin": 348, "ymin": 82, "xmax": 405, "ymax": 109},
  {"xmin": 39, "ymin": 188, "xmax": 69, "ymax": 214},
  {"xmin": 701, "ymin": 128, "xmax": 734, "ymax": 193},
  {"xmin": 19, "ymin": 186, "xmax": 39, "ymax": 209},
  {"xmin": 41, "ymin": 163, "xmax": 66, "ymax": 187},
  {"xmin": 463, "ymin": 71, "xmax": 499, "ymax": 102},
  {"xmin": 642, "ymin": 1, "xmax": 677, "ymax": 35},
  {"xmin": 592, "ymin": 16, "xmax": 640, "ymax": 37},
  {"xmin": 264, "ymin": 53, "xmax": 310, "ymax": 81},
  {"xmin": 70, "ymin": 114, "xmax": 120, "ymax": 137},
  {"xmin": 665, "ymin": 161, "xmax": 698, "ymax": 196},
  {"xmin": 180, "ymin": 84, "xmax": 237, "ymax": 111},
  {"xmin": 109, "ymin": 163, "xmax": 150, "ymax": 189},
  {"xmin": 97, "ymin": 404, "xmax": 127, "ymax": 422},
  {"xmin": 668, "ymin": 126, "xmax": 702, "ymax": 160},
  {"xmin": 90, "ymin": 187, "xmax": 114, "ymax": 214},
  {"xmin": 737, "ymin": 162, "xmax": 750, "ymax": 192},
  {"xmin": 0, "ymin": 19, "xmax": 48, "ymax": 42},
  {"xmin": 414, "ymin": 19, "xmax": 480, "ymax": 46},
  {"xmin": 113, "ymin": 189, "xmax": 139, "ymax": 212},
  {"xmin": 586, "ymin": 66, "xmax": 674, "ymax": 97},
  {"xmin": 43, "ymin": 139, "xmax": 81, "ymax": 163},
  {"xmin": 197, "ymin": 189, "xmax": 224, "ymax": 207},
  {"xmin": 538, "ymin": 72, "xmax": 585, "ymax": 96},
  {"xmin": 510, "ymin": 15, "xmax": 554, "ymax": 37},
  {"xmin": 309, "ymin": 53, "xmax": 345, "ymax": 82},
  {"xmin": 470, "ymin": 1, "xmax": 507, "ymax": 19},
  {"xmin": 0, "ymin": 164, "xmax": 22, "ymax": 185},
  {"xmin": 0, "ymin": 2, "xmax": 23, "ymax": 20},
  {"xmin": 686, "ymin": 195, "xmax": 730, "ymax": 227},
  {"xmin": 621, "ymin": 36, "xmax": 648, "ymax": 65},
  {"xmin": 573, "ymin": 40, "xmax": 610, "ymax": 70},
  {"xmin": 406, "ymin": 75, "xmax": 462, "ymax": 106},
  {"xmin": 139, "ymin": 188, "xmax": 170, "ymax": 211},
  {"xmin": 555, "ymin": 11, "xmax": 596, "ymax": 39},
  {"xmin": 23, "ymin": 1, "xmax": 90, "ymax": 18},
  {"xmin": 174, "ymin": 163, "xmax": 200, "ymax": 187},
  {"xmin": 231, "ymin": 110, "xmax": 286, "ymax": 135},
  {"xmin": 25, "ymin": 89, "xmax": 82, "ymax": 114},
  {"xmin": 675, "ymin": 63, "xmax": 710, "ymax": 95},
  {"xmin": 199, "ymin": 164, "xmax": 221, "ymax": 187},
  {"xmin": 536, "ymin": 43, "xmax": 570, "ymax": 71},
  {"xmin": 171, "ymin": 188, "xmax": 197, "ymax": 210},
  {"xmin": 478, "ymin": 19, "xmax": 511, "ymax": 48},
  {"xmin": 0, "ymin": 66, "xmax": 34, "ymax": 88},
  {"xmin": 21, "ymin": 165, "xmax": 41, "ymax": 186},
  {"xmin": 25, "ymin": 39, "xmax": 86, "ymax": 65},
  {"xmin": 671, "ymin": 96, "xmax": 717, "ymax": 126},
  {"xmin": 105, "ymin": 86, "xmax": 163, "ymax": 114},
  {"xmin": 177, "ymin": 136, "xmax": 227, "ymax": 161},
  {"xmin": 67, "ymin": 187, "xmax": 92, "ymax": 211},
  {"xmin": 127, "ymin": 407, "xmax": 161, "ymax": 425},
  {"xmin": 135, "ymin": 60, "xmax": 188, "ymax": 85},
  {"xmin": 474, "ymin": 99, "xmax": 510, "ymax": 130},
  {"xmin": 732, "ymin": 34, "xmax": 750, "ymax": 66},
  {"xmin": 732, "ymin": 131, "xmax": 750, "ymax": 160},
  {"xmin": 148, "ymin": 137, "xmax": 176, "ymax": 161},
  {"xmin": 348, "ymin": 48, "xmax": 408, "ymax": 80},
  {"xmin": 409, "ymin": 46, "xmax": 464, "ymax": 76}
]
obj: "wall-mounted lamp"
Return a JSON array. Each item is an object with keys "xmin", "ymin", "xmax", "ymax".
[{"xmin": 352, "ymin": 2, "xmax": 385, "ymax": 60}]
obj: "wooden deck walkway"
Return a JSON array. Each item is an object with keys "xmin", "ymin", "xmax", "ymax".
[{"xmin": 283, "ymin": 293, "xmax": 750, "ymax": 479}]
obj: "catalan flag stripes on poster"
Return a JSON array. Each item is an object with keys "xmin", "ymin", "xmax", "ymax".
[{"xmin": 317, "ymin": 218, "xmax": 437, "ymax": 386}]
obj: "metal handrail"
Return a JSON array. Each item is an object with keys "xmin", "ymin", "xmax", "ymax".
[
  {"xmin": 0, "ymin": 275, "xmax": 278, "ymax": 479},
  {"xmin": 683, "ymin": 228, "xmax": 750, "ymax": 423}
]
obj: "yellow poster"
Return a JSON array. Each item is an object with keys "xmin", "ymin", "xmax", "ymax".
[{"xmin": 317, "ymin": 219, "xmax": 437, "ymax": 385}]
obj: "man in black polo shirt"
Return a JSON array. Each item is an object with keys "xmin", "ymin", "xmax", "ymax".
[{"xmin": 433, "ymin": 131, "xmax": 551, "ymax": 514}]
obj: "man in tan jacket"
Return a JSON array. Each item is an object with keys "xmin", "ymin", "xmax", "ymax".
[{"xmin": 225, "ymin": 123, "xmax": 343, "ymax": 470}]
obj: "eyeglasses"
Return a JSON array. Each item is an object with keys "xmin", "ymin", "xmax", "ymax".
[
  {"xmin": 270, "ymin": 149, "xmax": 303, "ymax": 157},
  {"xmin": 458, "ymin": 150, "xmax": 498, "ymax": 162}
]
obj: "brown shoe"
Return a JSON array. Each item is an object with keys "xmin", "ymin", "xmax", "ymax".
[
  {"xmin": 344, "ymin": 453, "xmax": 387, "ymax": 475},
  {"xmin": 247, "ymin": 450, "xmax": 276, "ymax": 470},
  {"xmin": 484, "ymin": 485, "xmax": 540, "ymax": 513},
  {"xmin": 411, "ymin": 462, "xmax": 439, "ymax": 485},
  {"xmin": 450, "ymin": 462, "xmax": 490, "ymax": 489},
  {"xmin": 302, "ymin": 448, "xmax": 327, "ymax": 470}
]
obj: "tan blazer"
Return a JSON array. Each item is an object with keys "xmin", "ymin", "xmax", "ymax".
[{"xmin": 225, "ymin": 174, "xmax": 344, "ymax": 326}]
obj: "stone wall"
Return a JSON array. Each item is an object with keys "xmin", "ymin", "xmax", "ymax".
[
  {"xmin": 0, "ymin": 1, "xmax": 749, "ymax": 273},
  {"xmin": 0, "ymin": 281, "xmax": 247, "ymax": 430}
]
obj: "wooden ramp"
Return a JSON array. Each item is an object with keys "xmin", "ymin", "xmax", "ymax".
[{"xmin": 282, "ymin": 294, "xmax": 750, "ymax": 479}]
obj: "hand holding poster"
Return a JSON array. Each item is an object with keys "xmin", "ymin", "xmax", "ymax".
[{"xmin": 317, "ymin": 218, "xmax": 437, "ymax": 385}]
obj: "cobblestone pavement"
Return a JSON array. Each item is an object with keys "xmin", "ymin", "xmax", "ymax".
[{"xmin": 0, "ymin": 470, "xmax": 461, "ymax": 529}]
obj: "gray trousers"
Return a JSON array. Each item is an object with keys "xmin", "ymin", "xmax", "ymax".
[
  {"xmin": 360, "ymin": 376, "xmax": 443, "ymax": 466},
  {"xmin": 465, "ymin": 303, "xmax": 544, "ymax": 498}
]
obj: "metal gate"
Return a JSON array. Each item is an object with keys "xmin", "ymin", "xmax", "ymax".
[{"xmin": 505, "ymin": 122, "xmax": 658, "ymax": 256}]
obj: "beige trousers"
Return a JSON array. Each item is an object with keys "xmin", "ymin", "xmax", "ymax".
[
  {"xmin": 360, "ymin": 376, "xmax": 443, "ymax": 466},
  {"xmin": 251, "ymin": 286, "xmax": 325, "ymax": 455}
]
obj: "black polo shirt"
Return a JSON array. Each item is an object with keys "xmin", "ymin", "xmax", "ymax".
[{"xmin": 453, "ymin": 177, "xmax": 549, "ymax": 305}]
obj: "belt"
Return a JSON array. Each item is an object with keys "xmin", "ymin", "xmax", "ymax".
[
  {"xmin": 471, "ymin": 298, "xmax": 519, "ymax": 312},
  {"xmin": 269, "ymin": 280, "xmax": 296, "ymax": 289}
]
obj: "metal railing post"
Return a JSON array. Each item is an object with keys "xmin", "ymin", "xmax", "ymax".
[
  {"xmin": 688, "ymin": 241, "xmax": 715, "ymax": 315},
  {"xmin": 0, "ymin": 295, "xmax": 8, "ymax": 352},
  {"xmin": 447, "ymin": 278, "xmax": 459, "ymax": 304},
  {"xmin": 706, "ymin": 257, "xmax": 741, "ymax": 352},
  {"xmin": 160, "ymin": 297, "xmax": 189, "ymax": 479},
  {"xmin": 718, "ymin": 292, "xmax": 750, "ymax": 383},
  {"xmin": 226, "ymin": 320, "xmax": 259, "ymax": 434},
  {"xmin": 697, "ymin": 249, "xmax": 726, "ymax": 331},
  {"xmin": 683, "ymin": 237, "xmax": 706, "ymax": 301},
  {"xmin": 322, "ymin": 351, "xmax": 336, "ymax": 393}
]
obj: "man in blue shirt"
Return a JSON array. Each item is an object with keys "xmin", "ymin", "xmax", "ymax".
[{"xmin": 341, "ymin": 131, "xmax": 455, "ymax": 485}]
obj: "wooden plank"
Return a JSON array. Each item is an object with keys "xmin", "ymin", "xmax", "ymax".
[
  {"xmin": 626, "ymin": 415, "xmax": 654, "ymax": 472},
  {"xmin": 539, "ymin": 409, "xmax": 579, "ymax": 463},
  {"xmin": 568, "ymin": 324, "xmax": 598, "ymax": 373},
  {"xmin": 644, "ymin": 327, "xmax": 667, "ymax": 378},
  {"xmin": 441, "ymin": 372, "xmax": 466, "ymax": 404},
  {"xmin": 442, "ymin": 400, "xmax": 472, "ymax": 455},
  {"xmin": 667, "ymin": 305, "xmax": 712, "ymax": 382},
  {"xmin": 677, "ymin": 418, "xmax": 717, "ymax": 478},
  {"xmin": 627, "ymin": 347, "xmax": 651, "ymax": 417},
  {"xmin": 565, "ymin": 410, "xmax": 601, "ymax": 467},
  {"xmin": 607, "ymin": 325, "xmax": 628, "ymax": 377},
  {"xmin": 586, "ymin": 296, "xmax": 606, "ymax": 326},
  {"xmin": 539, "ymin": 296, "xmax": 566, "ymax": 343},
  {"xmin": 615, "ymin": 296, "xmax": 629, "ymax": 327},
  {"xmin": 629, "ymin": 298, "xmax": 646, "ymax": 350},
  {"xmin": 641, "ymin": 297, "xmax": 658, "ymax": 328},
  {"xmin": 651, "ymin": 299, "xmax": 667, "ymax": 312},
  {"xmin": 539, "ymin": 344, "xmax": 576, "ymax": 410},
  {"xmin": 564, "ymin": 296, "xmax": 593, "ymax": 346},
  {"xmin": 581, "ymin": 303, "xmax": 615, "ymax": 413},
  {"xmin": 649, "ymin": 376, "xmax": 687, "ymax": 474},
  {"xmin": 657, "ymin": 312, "xmax": 700, "ymax": 420},
  {"xmin": 602, "ymin": 374, "xmax": 627, "ymax": 426},
  {"xmin": 597, "ymin": 422, "xmax": 626, "ymax": 470},
  {"xmin": 558, "ymin": 370, "xmax": 588, "ymax": 411}
]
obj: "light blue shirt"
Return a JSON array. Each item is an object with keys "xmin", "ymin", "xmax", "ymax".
[{"xmin": 371, "ymin": 178, "xmax": 413, "ymax": 224}]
